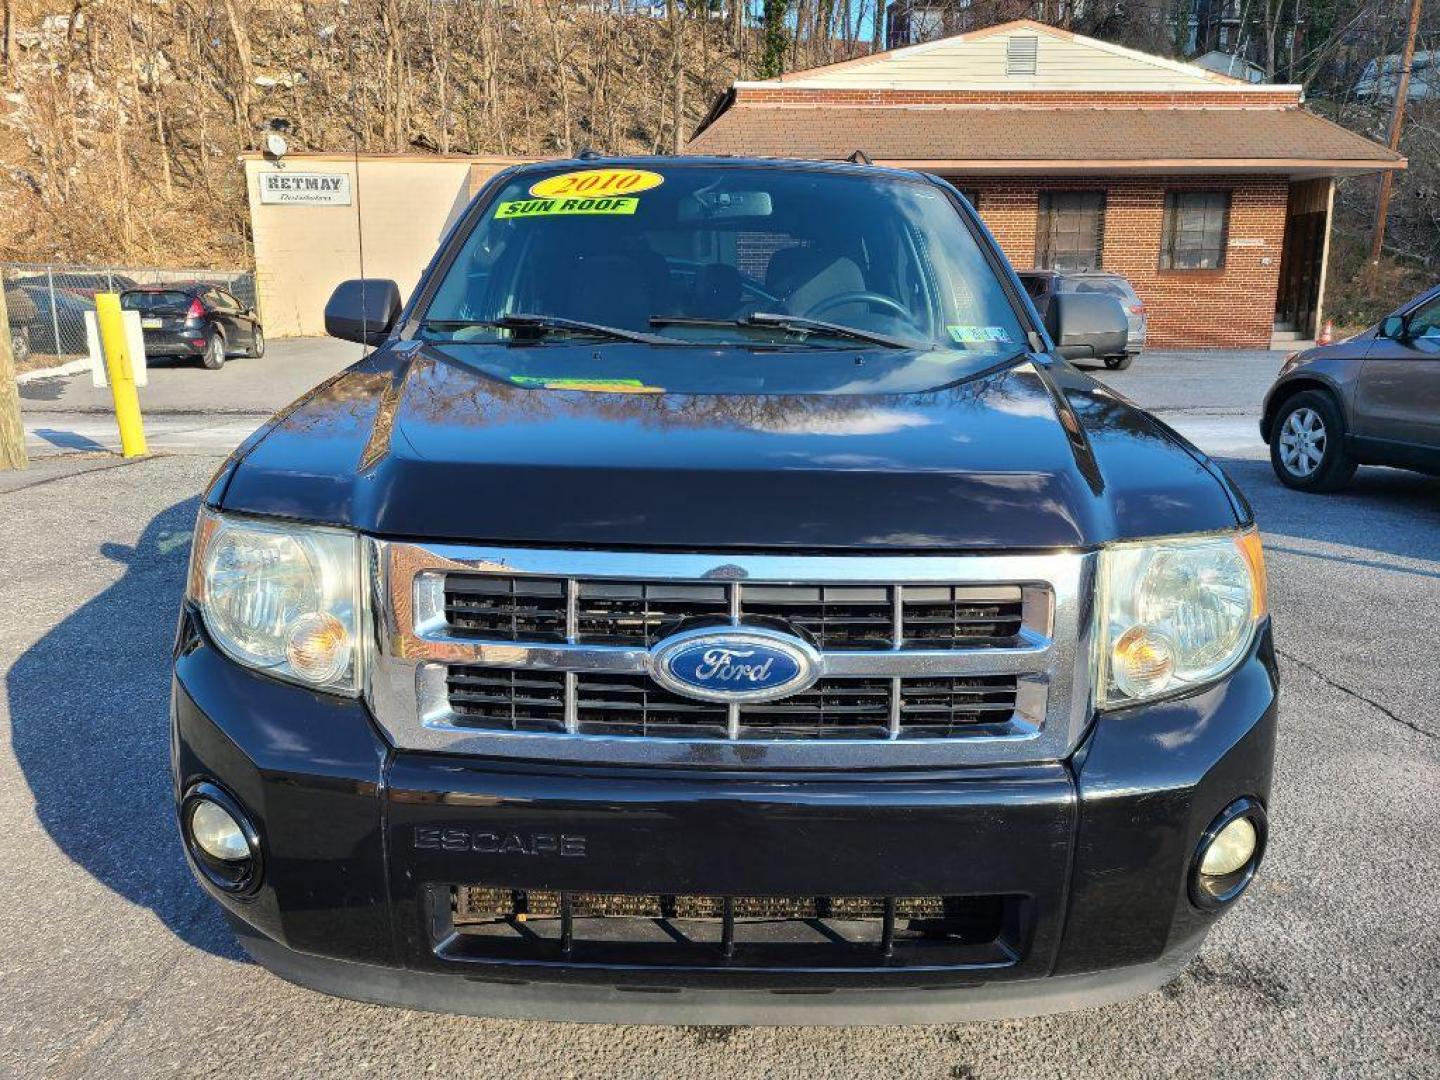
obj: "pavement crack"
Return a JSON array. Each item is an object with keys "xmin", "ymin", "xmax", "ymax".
[{"xmin": 1277, "ymin": 647, "xmax": 1437, "ymax": 742}]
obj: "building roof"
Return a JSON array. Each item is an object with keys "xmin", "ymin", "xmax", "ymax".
[
  {"xmin": 688, "ymin": 20, "xmax": 1401, "ymax": 177},
  {"xmin": 685, "ymin": 103, "xmax": 1403, "ymax": 176},
  {"xmin": 738, "ymin": 20, "xmax": 1301, "ymax": 95}
]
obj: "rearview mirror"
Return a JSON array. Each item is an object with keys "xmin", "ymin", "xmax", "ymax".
[
  {"xmin": 1045, "ymin": 292, "xmax": 1129, "ymax": 362},
  {"xmin": 1380, "ymin": 314, "xmax": 1408, "ymax": 340},
  {"xmin": 324, "ymin": 279, "xmax": 402, "ymax": 345}
]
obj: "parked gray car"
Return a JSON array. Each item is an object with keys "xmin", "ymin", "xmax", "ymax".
[
  {"xmin": 1018, "ymin": 269, "xmax": 1146, "ymax": 369},
  {"xmin": 1261, "ymin": 283, "xmax": 1440, "ymax": 491}
]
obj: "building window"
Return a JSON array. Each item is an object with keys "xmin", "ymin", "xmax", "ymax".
[
  {"xmin": 956, "ymin": 188, "xmax": 980, "ymax": 210},
  {"xmin": 1037, "ymin": 191, "xmax": 1105, "ymax": 271},
  {"xmin": 1161, "ymin": 190, "xmax": 1231, "ymax": 270}
]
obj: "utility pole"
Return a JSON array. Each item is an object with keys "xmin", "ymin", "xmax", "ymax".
[
  {"xmin": 1370, "ymin": 0, "xmax": 1424, "ymax": 264},
  {"xmin": 0, "ymin": 283, "xmax": 27, "ymax": 471}
]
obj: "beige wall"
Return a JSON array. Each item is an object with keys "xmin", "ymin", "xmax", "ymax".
[
  {"xmin": 753, "ymin": 22, "xmax": 1302, "ymax": 93},
  {"xmin": 244, "ymin": 155, "xmax": 524, "ymax": 337}
]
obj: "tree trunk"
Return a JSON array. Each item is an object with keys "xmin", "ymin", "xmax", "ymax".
[
  {"xmin": 0, "ymin": 284, "xmax": 26, "ymax": 471},
  {"xmin": 3, "ymin": 0, "xmax": 16, "ymax": 90},
  {"xmin": 220, "ymin": 0, "xmax": 254, "ymax": 136},
  {"xmin": 669, "ymin": 0, "xmax": 684, "ymax": 154}
]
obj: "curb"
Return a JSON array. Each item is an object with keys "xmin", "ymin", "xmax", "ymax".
[{"xmin": 16, "ymin": 358, "xmax": 90, "ymax": 384}]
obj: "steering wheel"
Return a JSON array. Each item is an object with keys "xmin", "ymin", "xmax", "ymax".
[{"xmin": 802, "ymin": 291, "xmax": 912, "ymax": 321}]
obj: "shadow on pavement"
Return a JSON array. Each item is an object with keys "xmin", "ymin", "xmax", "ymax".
[
  {"xmin": 1217, "ymin": 457, "xmax": 1440, "ymax": 573},
  {"xmin": 31, "ymin": 427, "xmax": 109, "ymax": 452},
  {"xmin": 7, "ymin": 496, "xmax": 245, "ymax": 960}
]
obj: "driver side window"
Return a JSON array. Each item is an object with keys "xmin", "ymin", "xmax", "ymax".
[{"xmin": 1406, "ymin": 297, "xmax": 1440, "ymax": 350}]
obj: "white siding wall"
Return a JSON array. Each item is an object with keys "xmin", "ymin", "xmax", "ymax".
[{"xmin": 776, "ymin": 30, "xmax": 1237, "ymax": 91}]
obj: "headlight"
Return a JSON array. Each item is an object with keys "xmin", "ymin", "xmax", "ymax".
[
  {"xmin": 1096, "ymin": 528, "xmax": 1267, "ymax": 707},
  {"xmin": 187, "ymin": 509, "xmax": 364, "ymax": 695}
]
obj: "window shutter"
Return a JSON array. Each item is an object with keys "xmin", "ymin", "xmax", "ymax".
[{"xmin": 1007, "ymin": 35, "xmax": 1038, "ymax": 76}]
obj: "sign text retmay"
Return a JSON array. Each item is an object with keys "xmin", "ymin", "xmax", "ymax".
[{"xmin": 258, "ymin": 171, "xmax": 352, "ymax": 206}]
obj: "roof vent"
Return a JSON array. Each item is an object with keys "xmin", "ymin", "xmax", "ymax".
[{"xmin": 1007, "ymin": 35, "xmax": 1038, "ymax": 76}]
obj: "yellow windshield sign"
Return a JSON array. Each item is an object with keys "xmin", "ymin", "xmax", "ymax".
[
  {"xmin": 529, "ymin": 168, "xmax": 664, "ymax": 200},
  {"xmin": 496, "ymin": 196, "xmax": 639, "ymax": 220},
  {"xmin": 510, "ymin": 375, "xmax": 664, "ymax": 394}
]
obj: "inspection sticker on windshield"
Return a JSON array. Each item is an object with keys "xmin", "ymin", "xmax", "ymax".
[
  {"xmin": 529, "ymin": 168, "xmax": 664, "ymax": 199},
  {"xmin": 509, "ymin": 375, "xmax": 664, "ymax": 394},
  {"xmin": 948, "ymin": 325, "xmax": 1013, "ymax": 344},
  {"xmin": 497, "ymin": 196, "xmax": 639, "ymax": 219}
]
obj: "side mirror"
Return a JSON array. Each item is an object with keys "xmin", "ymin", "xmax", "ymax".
[
  {"xmin": 1045, "ymin": 291, "xmax": 1129, "ymax": 361},
  {"xmin": 1380, "ymin": 314, "xmax": 1408, "ymax": 340},
  {"xmin": 324, "ymin": 279, "xmax": 402, "ymax": 345}
]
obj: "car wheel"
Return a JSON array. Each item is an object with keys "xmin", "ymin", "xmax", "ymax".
[
  {"xmin": 9, "ymin": 324, "xmax": 30, "ymax": 364},
  {"xmin": 246, "ymin": 326, "xmax": 265, "ymax": 359},
  {"xmin": 1270, "ymin": 390, "xmax": 1356, "ymax": 492},
  {"xmin": 201, "ymin": 332, "xmax": 226, "ymax": 370},
  {"xmin": 1104, "ymin": 353, "xmax": 1134, "ymax": 371}
]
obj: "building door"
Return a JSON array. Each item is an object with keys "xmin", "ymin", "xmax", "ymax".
[{"xmin": 1275, "ymin": 180, "xmax": 1331, "ymax": 337}]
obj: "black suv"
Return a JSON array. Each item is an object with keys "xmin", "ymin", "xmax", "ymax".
[{"xmin": 172, "ymin": 158, "xmax": 1276, "ymax": 1024}]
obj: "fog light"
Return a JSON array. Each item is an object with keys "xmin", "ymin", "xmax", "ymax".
[
  {"xmin": 191, "ymin": 799, "xmax": 249, "ymax": 861},
  {"xmin": 1190, "ymin": 797, "xmax": 1267, "ymax": 910},
  {"xmin": 1200, "ymin": 816, "xmax": 1257, "ymax": 877},
  {"xmin": 181, "ymin": 782, "xmax": 262, "ymax": 895}
]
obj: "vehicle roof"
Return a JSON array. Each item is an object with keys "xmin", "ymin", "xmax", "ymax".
[
  {"xmin": 502, "ymin": 154, "xmax": 936, "ymax": 186},
  {"xmin": 122, "ymin": 282, "xmax": 212, "ymax": 295}
]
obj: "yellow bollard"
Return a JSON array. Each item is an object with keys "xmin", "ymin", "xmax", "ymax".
[{"xmin": 95, "ymin": 292, "xmax": 148, "ymax": 457}]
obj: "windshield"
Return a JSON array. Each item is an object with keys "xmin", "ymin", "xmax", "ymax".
[{"xmin": 419, "ymin": 165, "xmax": 1027, "ymax": 353}]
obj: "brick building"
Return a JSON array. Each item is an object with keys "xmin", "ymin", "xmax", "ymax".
[{"xmin": 686, "ymin": 20, "xmax": 1404, "ymax": 349}]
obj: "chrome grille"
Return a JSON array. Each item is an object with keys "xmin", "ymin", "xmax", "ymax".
[
  {"xmin": 445, "ymin": 666, "xmax": 1019, "ymax": 740},
  {"xmin": 440, "ymin": 575, "xmax": 1025, "ymax": 650},
  {"xmin": 370, "ymin": 543, "xmax": 1094, "ymax": 768}
]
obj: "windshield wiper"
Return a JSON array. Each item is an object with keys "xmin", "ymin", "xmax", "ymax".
[
  {"xmin": 424, "ymin": 313, "xmax": 684, "ymax": 345},
  {"xmin": 650, "ymin": 313, "xmax": 918, "ymax": 350}
]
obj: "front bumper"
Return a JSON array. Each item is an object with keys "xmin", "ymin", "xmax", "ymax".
[{"xmin": 171, "ymin": 612, "xmax": 1277, "ymax": 1023}]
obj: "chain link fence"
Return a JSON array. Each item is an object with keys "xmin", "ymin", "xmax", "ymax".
[{"xmin": 2, "ymin": 263, "xmax": 256, "ymax": 367}]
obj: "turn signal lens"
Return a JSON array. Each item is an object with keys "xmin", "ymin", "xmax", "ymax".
[
  {"xmin": 286, "ymin": 611, "xmax": 352, "ymax": 684},
  {"xmin": 1234, "ymin": 528, "xmax": 1268, "ymax": 620},
  {"xmin": 1111, "ymin": 626, "xmax": 1176, "ymax": 699}
]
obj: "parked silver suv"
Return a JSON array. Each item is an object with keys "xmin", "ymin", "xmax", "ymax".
[
  {"xmin": 1261, "ymin": 283, "xmax": 1440, "ymax": 491},
  {"xmin": 1019, "ymin": 269, "xmax": 1146, "ymax": 370}
]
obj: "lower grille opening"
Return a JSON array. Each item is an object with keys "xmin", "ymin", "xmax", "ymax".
[{"xmin": 445, "ymin": 886, "xmax": 1026, "ymax": 970}]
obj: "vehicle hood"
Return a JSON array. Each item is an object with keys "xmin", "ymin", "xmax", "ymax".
[{"xmin": 216, "ymin": 342, "xmax": 1247, "ymax": 549}]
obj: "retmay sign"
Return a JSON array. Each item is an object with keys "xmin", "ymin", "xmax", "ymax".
[{"xmin": 258, "ymin": 171, "xmax": 352, "ymax": 206}]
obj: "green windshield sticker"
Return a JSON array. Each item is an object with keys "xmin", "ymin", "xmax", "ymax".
[
  {"xmin": 496, "ymin": 196, "xmax": 639, "ymax": 220},
  {"xmin": 948, "ymin": 325, "xmax": 1013, "ymax": 344},
  {"xmin": 509, "ymin": 375, "xmax": 663, "ymax": 394}
]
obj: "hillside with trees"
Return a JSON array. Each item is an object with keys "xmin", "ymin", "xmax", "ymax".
[{"xmin": 0, "ymin": 0, "xmax": 1436, "ymax": 319}]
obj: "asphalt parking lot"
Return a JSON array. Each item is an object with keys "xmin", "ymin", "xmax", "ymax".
[{"xmin": 3, "ymin": 345, "xmax": 1438, "ymax": 1078}]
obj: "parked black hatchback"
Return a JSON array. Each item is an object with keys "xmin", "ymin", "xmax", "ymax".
[
  {"xmin": 172, "ymin": 157, "xmax": 1275, "ymax": 1025},
  {"xmin": 121, "ymin": 283, "xmax": 264, "ymax": 369}
]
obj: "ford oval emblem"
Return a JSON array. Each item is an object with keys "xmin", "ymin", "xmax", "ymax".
[{"xmin": 649, "ymin": 627, "xmax": 821, "ymax": 703}]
